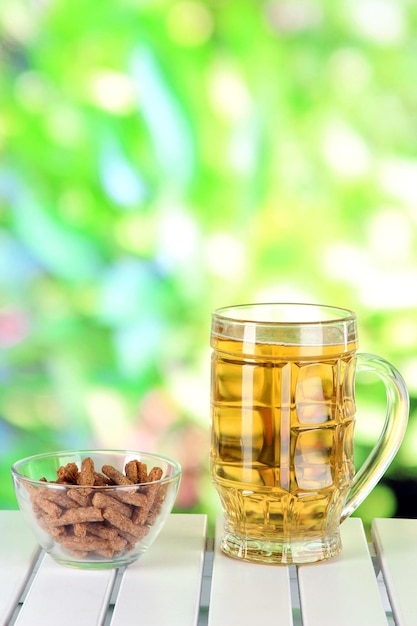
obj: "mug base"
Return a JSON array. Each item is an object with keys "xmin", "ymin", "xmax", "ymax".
[{"xmin": 220, "ymin": 529, "xmax": 342, "ymax": 565}]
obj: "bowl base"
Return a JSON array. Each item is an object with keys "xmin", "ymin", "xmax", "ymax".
[{"xmin": 51, "ymin": 552, "xmax": 143, "ymax": 570}]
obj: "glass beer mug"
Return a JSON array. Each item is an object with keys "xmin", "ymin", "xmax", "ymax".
[{"xmin": 210, "ymin": 303, "xmax": 409, "ymax": 564}]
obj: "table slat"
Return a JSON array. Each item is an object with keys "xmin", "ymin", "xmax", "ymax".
[
  {"xmin": 372, "ymin": 518, "xmax": 417, "ymax": 626},
  {"xmin": 110, "ymin": 514, "xmax": 207, "ymax": 626},
  {"xmin": 209, "ymin": 517, "xmax": 293, "ymax": 626},
  {"xmin": 0, "ymin": 511, "xmax": 39, "ymax": 625},
  {"xmin": 3, "ymin": 511, "xmax": 416, "ymax": 626},
  {"xmin": 14, "ymin": 553, "xmax": 116, "ymax": 626},
  {"xmin": 298, "ymin": 517, "xmax": 388, "ymax": 626}
]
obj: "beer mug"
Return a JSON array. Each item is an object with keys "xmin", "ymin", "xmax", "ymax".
[{"xmin": 210, "ymin": 303, "xmax": 409, "ymax": 564}]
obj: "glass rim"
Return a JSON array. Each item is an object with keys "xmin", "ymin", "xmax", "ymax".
[
  {"xmin": 11, "ymin": 449, "xmax": 182, "ymax": 487},
  {"xmin": 212, "ymin": 302, "xmax": 357, "ymax": 326}
]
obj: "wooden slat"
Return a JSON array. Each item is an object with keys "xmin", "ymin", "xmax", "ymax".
[
  {"xmin": 14, "ymin": 553, "xmax": 116, "ymax": 626},
  {"xmin": 372, "ymin": 518, "xmax": 417, "ymax": 626},
  {"xmin": 208, "ymin": 516, "xmax": 293, "ymax": 626},
  {"xmin": 110, "ymin": 514, "xmax": 207, "ymax": 626},
  {"xmin": 298, "ymin": 517, "xmax": 388, "ymax": 626},
  {"xmin": 4, "ymin": 511, "xmax": 416, "ymax": 626},
  {"xmin": 0, "ymin": 510, "xmax": 39, "ymax": 625}
]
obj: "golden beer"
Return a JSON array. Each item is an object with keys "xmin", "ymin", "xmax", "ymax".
[{"xmin": 210, "ymin": 304, "xmax": 409, "ymax": 564}]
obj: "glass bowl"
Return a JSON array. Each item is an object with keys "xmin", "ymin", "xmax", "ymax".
[{"xmin": 11, "ymin": 449, "xmax": 182, "ymax": 569}]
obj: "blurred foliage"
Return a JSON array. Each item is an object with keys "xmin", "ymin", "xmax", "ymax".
[{"xmin": 0, "ymin": 0, "xmax": 417, "ymax": 528}]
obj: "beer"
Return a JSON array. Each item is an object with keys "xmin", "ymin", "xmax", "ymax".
[
  {"xmin": 210, "ymin": 335, "xmax": 357, "ymax": 563},
  {"xmin": 210, "ymin": 303, "xmax": 408, "ymax": 564}
]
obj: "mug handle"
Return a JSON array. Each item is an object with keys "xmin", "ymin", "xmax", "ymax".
[{"xmin": 341, "ymin": 353, "xmax": 409, "ymax": 522}]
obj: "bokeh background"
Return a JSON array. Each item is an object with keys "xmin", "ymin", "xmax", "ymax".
[{"xmin": 1, "ymin": 0, "xmax": 417, "ymax": 530}]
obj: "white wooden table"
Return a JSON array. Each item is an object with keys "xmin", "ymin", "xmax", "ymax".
[{"xmin": 1, "ymin": 511, "xmax": 416, "ymax": 626}]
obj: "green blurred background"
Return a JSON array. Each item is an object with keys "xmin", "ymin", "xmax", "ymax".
[{"xmin": 1, "ymin": 0, "xmax": 416, "ymax": 529}]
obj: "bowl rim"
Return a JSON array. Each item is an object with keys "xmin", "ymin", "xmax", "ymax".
[{"xmin": 11, "ymin": 448, "xmax": 182, "ymax": 488}]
